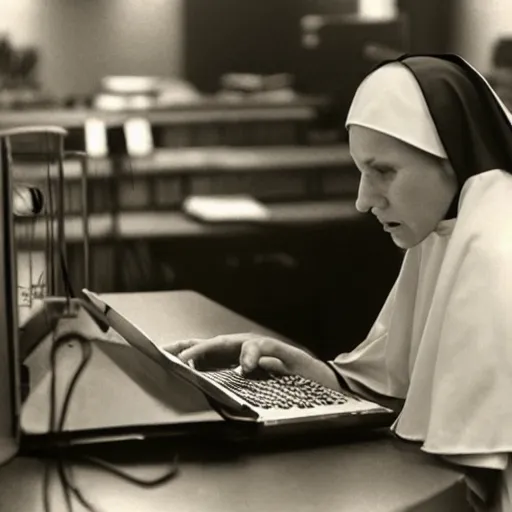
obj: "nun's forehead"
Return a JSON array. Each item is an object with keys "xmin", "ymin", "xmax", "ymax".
[
  {"xmin": 345, "ymin": 62, "xmax": 447, "ymax": 159},
  {"xmin": 348, "ymin": 123, "xmax": 445, "ymax": 168}
]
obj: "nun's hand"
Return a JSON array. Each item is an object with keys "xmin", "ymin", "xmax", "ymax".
[{"xmin": 164, "ymin": 333, "xmax": 342, "ymax": 390}]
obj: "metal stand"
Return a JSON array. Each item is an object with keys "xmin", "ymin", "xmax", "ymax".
[{"xmin": 0, "ymin": 126, "xmax": 91, "ymax": 465}]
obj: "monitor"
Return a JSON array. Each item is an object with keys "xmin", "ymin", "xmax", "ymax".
[
  {"xmin": 0, "ymin": 126, "xmax": 69, "ymax": 464},
  {"xmin": 0, "ymin": 135, "xmax": 21, "ymax": 464}
]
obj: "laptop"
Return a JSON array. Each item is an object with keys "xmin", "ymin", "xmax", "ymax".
[{"xmin": 81, "ymin": 288, "xmax": 395, "ymax": 433}]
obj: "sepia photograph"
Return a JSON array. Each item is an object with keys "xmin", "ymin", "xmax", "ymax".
[{"xmin": 0, "ymin": 1, "xmax": 510, "ymax": 510}]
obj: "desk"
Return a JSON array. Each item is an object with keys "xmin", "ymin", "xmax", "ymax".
[
  {"xmin": 1, "ymin": 291, "xmax": 471, "ymax": 511},
  {"xmin": 0, "ymin": 438, "xmax": 470, "ymax": 512}
]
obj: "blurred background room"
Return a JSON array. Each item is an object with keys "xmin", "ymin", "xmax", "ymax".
[{"xmin": 2, "ymin": 0, "xmax": 511, "ymax": 360}]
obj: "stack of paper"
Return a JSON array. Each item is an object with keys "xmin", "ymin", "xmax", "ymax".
[{"xmin": 182, "ymin": 194, "xmax": 270, "ymax": 223}]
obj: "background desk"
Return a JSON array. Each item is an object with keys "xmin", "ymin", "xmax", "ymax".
[
  {"xmin": 3, "ymin": 291, "xmax": 471, "ymax": 511},
  {"xmin": 11, "ymin": 98, "xmax": 404, "ymax": 361}
]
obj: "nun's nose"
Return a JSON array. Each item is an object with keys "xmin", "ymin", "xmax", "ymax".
[{"xmin": 355, "ymin": 174, "xmax": 386, "ymax": 213}]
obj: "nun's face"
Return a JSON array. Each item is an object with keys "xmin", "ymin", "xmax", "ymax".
[{"xmin": 349, "ymin": 125, "xmax": 458, "ymax": 249}]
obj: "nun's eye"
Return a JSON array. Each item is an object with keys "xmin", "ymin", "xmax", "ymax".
[{"xmin": 373, "ymin": 165, "xmax": 395, "ymax": 175}]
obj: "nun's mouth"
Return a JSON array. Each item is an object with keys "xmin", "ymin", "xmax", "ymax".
[{"xmin": 383, "ymin": 222, "xmax": 402, "ymax": 232}]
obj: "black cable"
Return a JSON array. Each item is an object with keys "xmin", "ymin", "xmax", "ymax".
[
  {"xmin": 127, "ymin": 153, "xmax": 135, "ymax": 190},
  {"xmin": 81, "ymin": 454, "xmax": 179, "ymax": 488},
  {"xmin": 57, "ymin": 458, "xmax": 73, "ymax": 512},
  {"xmin": 42, "ymin": 136, "xmax": 179, "ymax": 512},
  {"xmin": 43, "ymin": 462, "xmax": 52, "ymax": 512},
  {"xmin": 43, "ymin": 328, "xmax": 180, "ymax": 512},
  {"xmin": 59, "ymin": 251, "xmax": 75, "ymax": 299},
  {"xmin": 59, "ymin": 463, "xmax": 96, "ymax": 512},
  {"xmin": 45, "ymin": 330, "xmax": 93, "ymax": 512},
  {"xmin": 45, "ymin": 133, "xmax": 55, "ymax": 294},
  {"xmin": 28, "ymin": 215, "xmax": 35, "ymax": 308},
  {"xmin": 48, "ymin": 332, "xmax": 93, "ymax": 433},
  {"xmin": 55, "ymin": 140, "xmax": 75, "ymax": 302}
]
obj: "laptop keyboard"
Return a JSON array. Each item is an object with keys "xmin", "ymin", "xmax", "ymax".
[{"xmin": 202, "ymin": 368, "xmax": 349, "ymax": 410}]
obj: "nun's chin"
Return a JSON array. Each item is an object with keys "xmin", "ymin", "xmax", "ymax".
[
  {"xmin": 389, "ymin": 227, "xmax": 427, "ymax": 250},
  {"xmin": 390, "ymin": 234, "xmax": 412, "ymax": 249}
]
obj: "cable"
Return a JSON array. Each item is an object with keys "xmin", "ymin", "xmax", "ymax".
[
  {"xmin": 45, "ymin": 132, "xmax": 55, "ymax": 295},
  {"xmin": 41, "ymin": 134, "xmax": 179, "ymax": 512},
  {"xmin": 45, "ymin": 330, "xmax": 93, "ymax": 512},
  {"xmin": 57, "ymin": 459, "xmax": 73, "ymax": 512},
  {"xmin": 28, "ymin": 215, "xmax": 35, "ymax": 308},
  {"xmin": 81, "ymin": 454, "xmax": 179, "ymax": 488},
  {"xmin": 43, "ymin": 328, "xmax": 180, "ymax": 512},
  {"xmin": 127, "ymin": 153, "xmax": 135, "ymax": 190}
]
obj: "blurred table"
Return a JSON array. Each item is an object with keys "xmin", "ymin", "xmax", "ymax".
[
  {"xmin": 0, "ymin": 437, "xmax": 470, "ymax": 512},
  {"xmin": 2, "ymin": 291, "xmax": 471, "ymax": 511}
]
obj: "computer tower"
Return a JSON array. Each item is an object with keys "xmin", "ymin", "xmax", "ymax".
[
  {"xmin": 183, "ymin": 0, "xmax": 359, "ymax": 94},
  {"xmin": 296, "ymin": 15, "xmax": 409, "ymax": 139}
]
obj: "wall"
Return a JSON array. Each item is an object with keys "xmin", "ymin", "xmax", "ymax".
[
  {"xmin": 0, "ymin": 0, "xmax": 183, "ymax": 98},
  {"xmin": 3, "ymin": 0, "xmax": 507, "ymax": 98},
  {"xmin": 450, "ymin": 0, "xmax": 512, "ymax": 73}
]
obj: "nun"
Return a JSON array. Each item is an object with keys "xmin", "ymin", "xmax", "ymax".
[{"xmin": 166, "ymin": 54, "xmax": 512, "ymax": 511}]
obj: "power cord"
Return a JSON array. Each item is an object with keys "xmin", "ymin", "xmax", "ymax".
[
  {"xmin": 42, "ymin": 329, "xmax": 180, "ymax": 512},
  {"xmin": 39, "ymin": 133, "xmax": 179, "ymax": 512}
]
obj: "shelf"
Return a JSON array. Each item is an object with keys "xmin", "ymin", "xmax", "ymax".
[
  {"xmin": 14, "ymin": 199, "xmax": 360, "ymax": 244},
  {"xmin": 0, "ymin": 97, "xmax": 328, "ymax": 130},
  {"xmin": 12, "ymin": 145, "xmax": 353, "ymax": 180},
  {"xmin": 323, "ymin": 13, "xmax": 406, "ymax": 26}
]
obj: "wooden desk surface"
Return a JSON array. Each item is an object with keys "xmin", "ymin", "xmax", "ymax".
[
  {"xmin": 0, "ymin": 438, "xmax": 469, "ymax": 512},
  {"xmin": 2, "ymin": 291, "xmax": 471, "ymax": 512}
]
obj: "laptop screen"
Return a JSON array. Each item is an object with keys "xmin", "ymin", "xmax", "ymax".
[{"xmin": 0, "ymin": 136, "xmax": 21, "ymax": 464}]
